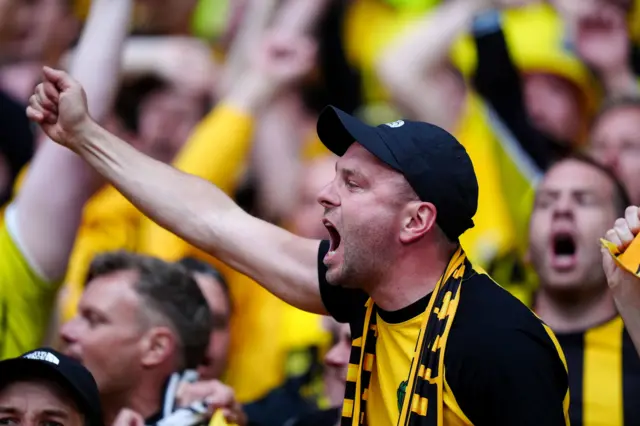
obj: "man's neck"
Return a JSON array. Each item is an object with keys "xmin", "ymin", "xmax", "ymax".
[
  {"xmin": 369, "ymin": 244, "xmax": 456, "ymax": 312},
  {"xmin": 102, "ymin": 377, "xmax": 167, "ymax": 425},
  {"xmin": 535, "ymin": 285, "xmax": 617, "ymax": 333}
]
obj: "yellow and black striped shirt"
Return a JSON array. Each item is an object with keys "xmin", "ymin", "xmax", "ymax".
[{"xmin": 556, "ymin": 316, "xmax": 640, "ymax": 426}]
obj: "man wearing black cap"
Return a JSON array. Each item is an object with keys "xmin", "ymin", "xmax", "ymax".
[
  {"xmin": 0, "ymin": 348, "xmax": 102, "ymax": 426},
  {"xmin": 27, "ymin": 67, "xmax": 570, "ymax": 425}
]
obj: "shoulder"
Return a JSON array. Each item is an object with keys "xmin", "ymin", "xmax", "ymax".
[
  {"xmin": 317, "ymin": 240, "xmax": 368, "ymax": 324},
  {"xmin": 444, "ymin": 272, "xmax": 569, "ymax": 425}
]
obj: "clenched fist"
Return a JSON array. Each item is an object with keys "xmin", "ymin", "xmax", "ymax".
[
  {"xmin": 602, "ymin": 206, "xmax": 640, "ymax": 292},
  {"xmin": 26, "ymin": 66, "xmax": 92, "ymax": 150}
]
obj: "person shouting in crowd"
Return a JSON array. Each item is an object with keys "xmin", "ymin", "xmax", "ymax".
[
  {"xmin": 0, "ymin": 347, "xmax": 103, "ymax": 426},
  {"xmin": 60, "ymin": 252, "xmax": 245, "ymax": 426},
  {"xmin": 27, "ymin": 59, "xmax": 570, "ymax": 425},
  {"xmin": 0, "ymin": 0, "xmax": 132, "ymax": 359},
  {"xmin": 528, "ymin": 155, "xmax": 640, "ymax": 425}
]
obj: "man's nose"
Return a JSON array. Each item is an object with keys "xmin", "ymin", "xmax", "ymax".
[{"xmin": 317, "ymin": 180, "xmax": 339, "ymax": 209}]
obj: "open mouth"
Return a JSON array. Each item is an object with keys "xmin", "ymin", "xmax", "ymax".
[
  {"xmin": 553, "ymin": 233, "xmax": 576, "ymax": 257},
  {"xmin": 323, "ymin": 220, "xmax": 341, "ymax": 252},
  {"xmin": 550, "ymin": 230, "xmax": 578, "ymax": 270}
]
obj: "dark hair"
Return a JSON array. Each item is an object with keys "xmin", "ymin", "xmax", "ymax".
[
  {"xmin": 592, "ymin": 95, "xmax": 640, "ymax": 131},
  {"xmin": 86, "ymin": 251, "xmax": 212, "ymax": 370},
  {"xmin": 549, "ymin": 153, "xmax": 631, "ymax": 216},
  {"xmin": 177, "ymin": 257, "xmax": 232, "ymax": 313}
]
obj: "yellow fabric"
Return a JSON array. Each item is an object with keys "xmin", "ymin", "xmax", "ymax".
[
  {"xmin": 61, "ymin": 186, "xmax": 142, "ymax": 323},
  {"xmin": 342, "ymin": 0, "xmax": 472, "ymax": 109},
  {"xmin": 209, "ymin": 410, "xmax": 234, "ymax": 426},
  {"xmin": 582, "ymin": 316, "xmax": 624, "ymax": 426},
  {"xmin": 342, "ymin": 1, "xmax": 598, "ymax": 126},
  {"xmin": 368, "ymin": 313, "xmax": 470, "ymax": 426},
  {"xmin": 602, "ymin": 235, "xmax": 640, "ymax": 277},
  {"xmin": 455, "ymin": 94, "xmax": 515, "ymax": 268},
  {"xmin": 499, "ymin": 4, "xmax": 598, "ymax": 117},
  {"xmin": 0, "ymin": 223, "xmax": 58, "ymax": 359}
]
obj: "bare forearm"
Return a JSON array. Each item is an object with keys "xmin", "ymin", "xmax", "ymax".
[
  {"xmin": 71, "ymin": 0, "xmax": 133, "ymax": 118},
  {"xmin": 16, "ymin": 0, "xmax": 132, "ymax": 280},
  {"xmin": 76, "ymin": 121, "xmax": 236, "ymax": 244},
  {"xmin": 73, "ymin": 121, "xmax": 325, "ymax": 313},
  {"xmin": 254, "ymin": 92, "xmax": 305, "ymax": 221},
  {"xmin": 377, "ymin": 0, "xmax": 486, "ymax": 126},
  {"xmin": 218, "ymin": 0, "xmax": 278, "ymax": 96}
]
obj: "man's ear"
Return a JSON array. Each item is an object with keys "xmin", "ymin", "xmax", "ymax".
[
  {"xmin": 139, "ymin": 327, "xmax": 177, "ymax": 369},
  {"xmin": 399, "ymin": 201, "xmax": 437, "ymax": 244}
]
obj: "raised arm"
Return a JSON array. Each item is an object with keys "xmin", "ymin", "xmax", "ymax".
[
  {"xmin": 27, "ymin": 67, "xmax": 327, "ymax": 315},
  {"xmin": 375, "ymin": 0, "xmax": 493, "ymax": 130},
  {"xmin": 15, "ymin": 0, "xmax": 132, "ymax": 281}
]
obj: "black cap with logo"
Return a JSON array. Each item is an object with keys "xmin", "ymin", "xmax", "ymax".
[
  {"xmin": 0, "ymin": 348, "xmax": 103, "ymax": 426},
  {"xmin": 317, "ymin": 106, "xmax": 478, "ymax": 241}
]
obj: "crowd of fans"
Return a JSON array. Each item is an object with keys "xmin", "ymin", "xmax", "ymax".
[{"xmin": 0, "ymin": 0, "xmax": 640, "ymax": 425}]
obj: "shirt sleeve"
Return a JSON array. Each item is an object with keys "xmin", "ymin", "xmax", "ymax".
[
  {"xmin": 0, "ymin": 207, "xmax": 59, "ymax": 358},
  {"xmin": 317, "ymin": 240, "xmax": 368, "ymax": 324},
  {"xmin": 446, "ymin": 327, "xmax": 569, "ymax": 426}
]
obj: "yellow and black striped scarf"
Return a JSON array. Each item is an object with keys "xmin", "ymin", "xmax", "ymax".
[{"xmin": 342, "ymin": 248, "xmax": 468, "ymax": 426}]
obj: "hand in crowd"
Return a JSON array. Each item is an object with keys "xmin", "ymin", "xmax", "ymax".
[
  {"xmin": 253, "ymin": 30, "xmax": 317, "ymax": 91},
  {"xmin": 26, "ymin": 67, "xmax": 91, "ymax": 150},
  {"xmin": 111, "ymin": 408, "xmax": 146, "ymax": 426},
  {"xmin": 602, "ymin": 206, "xmax": 640, "ymax": 294},
  {"xmin": 177, "ymin": 380, "xmax": 247, "ymax": 426}
]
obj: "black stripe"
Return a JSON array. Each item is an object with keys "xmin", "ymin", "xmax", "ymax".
[
  {"xmin": 349, "ymin": 347, "xmax": 362, "ymax": 365},
  {"xmin": 377, "ymin": 291, "xmax": 432, "ymax": 324},
  {"xmin": 622, "ymin": 327, "xmax": 640, "ymax": 425},
  {"xmin": 556, "ymin": 331, "xmax": 585, "ymax": 426},
  {"xmin": 344, "ymin": 381, "xmax": 357, "ymax": 400}
]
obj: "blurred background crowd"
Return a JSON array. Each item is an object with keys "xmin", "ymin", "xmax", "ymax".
[{"xmin": 0, "ymin": 0, "xmax": 640, "ymax": 425}]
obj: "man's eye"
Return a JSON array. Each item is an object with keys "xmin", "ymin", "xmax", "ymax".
[{"xmin": 0, "ymin": 418, "xmax": 19, "ymax": 425}]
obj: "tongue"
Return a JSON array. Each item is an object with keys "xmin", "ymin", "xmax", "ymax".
[{"xmin": 552, "ymin": 253, "xmax": 576, "ymax": 270}]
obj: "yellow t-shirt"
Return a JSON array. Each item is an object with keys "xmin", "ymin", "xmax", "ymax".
[
  {"xmin": 0, "ymin": 207, "xmax": 58, "ymax": 359},
  {"xmin": 456, "ymin": 94, "xmax": 515, "ymax": 268},
  {"xmin": 61, "ymin": 186, "xmax": 142, "ymax": 323},
  {"xmin": 368, "ymin": 313, "xmax": 470, "ymax": 426}
]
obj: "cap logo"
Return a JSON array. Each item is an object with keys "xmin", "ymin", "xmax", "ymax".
[
  {"xmin": 23, "ymin": 351, "xmax": 60, "ymax": 365},
  {"xmin": 384, "ymin": 120, "xmax": 405, "ymax": 128}
]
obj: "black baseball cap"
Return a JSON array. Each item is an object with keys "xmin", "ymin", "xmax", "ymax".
[
  {"xmin": 317, "ymin": 106, "xmax": 478, "ymax": 241},
  {"xmin": 0, "ymin": 348, "xmax": 103, "ymax": 426}
]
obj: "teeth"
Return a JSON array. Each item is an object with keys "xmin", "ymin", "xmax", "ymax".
[{"xmin": 328, "ymin": 250, "xmax": 336, "ymax": 255}]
